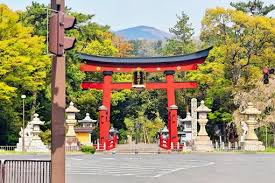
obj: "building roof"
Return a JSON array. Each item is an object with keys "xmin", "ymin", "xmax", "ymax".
[
  {"xmin": 80, "ymin": 47, "xmax": 212, "ymax": 65},
  {"xmin": 75, "ymin": 127, "xmax": 93, "ymax": 133}
]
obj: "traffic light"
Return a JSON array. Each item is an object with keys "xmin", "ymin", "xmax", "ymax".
[{"xmin": 49, "ymin": 12, "xmax": 76, "ymax": 56}]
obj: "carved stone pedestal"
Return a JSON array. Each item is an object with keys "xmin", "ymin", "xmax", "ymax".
[
  {"xmin": 28, "ymin": 136, "xmax": 49, "ymax": 152},
  {"xmin": 193, "ymin": 136, "xmax": 214, "ymax": 152},
  {"xmin": 65, "ymin": 102, "xmax": 80, "ymax": 150},
  {"xmin": 193, "ymin": 101, "xmax": 213, "ymax": 152},
  {"xmin": 27, "ymin": 114, "xmax": 49, "ymax": 152},
  {"xmin": 242, "ymin": 141, "xmax": 265, "ymax": 151},
  {"xmin": 241, "ymin": 103, "xmax": 265, "ymax": 151},
  {"xmin": 65, "ymin": 137, "xmax": 79, "ymax": 151}
]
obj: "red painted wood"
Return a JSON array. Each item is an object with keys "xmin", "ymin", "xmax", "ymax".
[
  {"xmin": 99, "ymin": 108, "xmax": 108, "ymax": 148},
  {"xmin": 166, "ymin": 73, "xmax": 175, "ymax": 107},
  {"xmin": 169, "ymin": 107, "xmax": 179, "ymax": 147},
  {"xmin": 80, "ymin": 59, "xmax": 204, "ymax": 73},
  {"xmin": 81, "ymin": 81, "xmax": 197, "ymax": 90},
  {"xmin": 81, "ymin": 82, "xmax": 103, "ymax": 90},
  {"xmin": 102, "ymin": 74, "xmax": 112, "ymax": 142}
]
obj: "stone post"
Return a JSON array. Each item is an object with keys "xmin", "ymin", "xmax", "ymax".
[
  {"xmin": 241, "ymin": 102, "xmax": 265, "ymax": 151},
  {"xmin": 27, "ymin": 114, "xmax": 49, "ymax": 152},
  {"xmin": 65, "ymin": 102, "xmax": 80, "ymax": 150},
  {"xmin": 193, "ymin": 101, "xmax": 213, "ymax": 151},
  {"xmin": 191, "ymin": 98, "xmax": 198, "ymax": 139}
]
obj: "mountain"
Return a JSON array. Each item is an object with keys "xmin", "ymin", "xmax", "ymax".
[{"xmin": 115, "ymin": 26, "xmax": 172, "ymax": 41}]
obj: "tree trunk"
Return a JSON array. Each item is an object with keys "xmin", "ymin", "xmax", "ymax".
[
  {"xmin": 30, "ymin": 91, "xmax": 38, "ymax": 120},
  {"xmin": 143, "ymin": 126, "xmax": 147, "ymax": 144}
]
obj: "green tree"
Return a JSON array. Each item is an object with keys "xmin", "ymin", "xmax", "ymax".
[
  {"xmin": 201, "ymin": 8, "xmax": 275, "ymax": 89},
  {"xmin": 124, "ymin": 110, "xmax": 164, "ymax": 143},
  {"xmin": 19, "ymin": 2, "xmax": 49, "ymax": 36},
  {"xmin": 162, "ymin": 11, "xmax": 195, "ymax": 56},
  {"xmin": 0, "ymin": 4, "xmax": 50, "ymax": 101},
  {"xmin": 193, "ymin": 7, "xmax": 275, "ymax": 140},
  {"xmin": 18, "ymin": 2, "xmax": 141, "ymax": 144},
  {"xmin": 0, "ymin": 4, "xmax": 50, "ymax": 145},
  {"xmin": 230, "ymin": 0, "xmax": 275, "ymax": 16}
]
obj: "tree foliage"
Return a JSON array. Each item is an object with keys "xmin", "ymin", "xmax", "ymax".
[
  {"xmin": 1, "ymin": 2, "xmax": 275, "ymax": 146},
  {"xmin": 162, "ymin": 11, "xmax": 195, "ymax": 56},
  {"xmin": 0, "ymin": 4, "xmax": 50, "ymax": 144},
  {"xmin": 230, "ymin": 0, "xmax": 275, "ymax": 16},
  {"xmin": 200, "ymin": 7, "xmax": 275, "ymax": 88},
  {"xmin": 192, "ymin": 6, "xmax": 275, "ymax": 141}
]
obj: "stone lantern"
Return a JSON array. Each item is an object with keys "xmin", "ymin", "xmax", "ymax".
[
  {"xmin": 27, "ymin": 114, "xmax": 49, "ymax": 152},
  {"xmin": 193, "ymin": 100, "xmax": 213, "ymax": 151},
  {"xmin": 178, "ymin": 112, "xmax": 193, "ymax": 144},
  {"xmin": 65, "ymin": 102, "xmax": 79, "ymax": 149},
  {"xmin": 78, "ymin": 113, "xmax": 97, "ymax": 128},
  {"xmin": 161, "ymin": 126, "xmax": 169, "ymax": 139},
  {"xmin": 109, "ymin": 127, "xmax": 118, "ymax": 138},
  {"xmin": 241, "ymin": 102, "xmax": 265, "ymax": 151}
]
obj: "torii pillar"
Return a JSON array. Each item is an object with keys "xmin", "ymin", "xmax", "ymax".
[
  {"xmin": 103, "ymin": 71, "xmax": 113, "ymax": 123},
  {"xmin": 165, "ymin": 71, "xmax": 178, "ymax": 148},
  {"xmin": 99, "ymin": 71, "xmax": 113, "ymax": 149}
]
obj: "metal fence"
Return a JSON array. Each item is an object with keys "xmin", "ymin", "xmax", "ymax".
[
  {"xmin": 0, "ymin": 160, "xmax": 51, "ymax": 183},
  {"xmin": 0, "ymin": 146, "xmax": 16, "ymax": 152},
  {"xmin": 65, "ymin": 146, "xmax": 79, "ymax": 152},
  {"xmin": 1, "ymin": 160, "xmax": 3, "ymax": 183}
]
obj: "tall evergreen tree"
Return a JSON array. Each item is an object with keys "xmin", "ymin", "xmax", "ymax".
[{"xmin": 162, "ymin": 11, "xmax": 195, "ymax": 56}]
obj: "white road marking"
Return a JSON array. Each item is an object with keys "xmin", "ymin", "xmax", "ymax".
[
  {"xmin": 154, "ymin": 162, "xmax": 215, "ymax": 177},
  {"xmin": 66, "ymin": 158, "xmax": 215, "ymax": 178}
]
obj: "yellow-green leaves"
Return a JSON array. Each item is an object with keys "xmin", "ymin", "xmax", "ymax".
[
  {"xmin": 0, "ymin": 4, "xmax": 50, "ymax": 101},
  {"xmin": 201, "ymin": 7, "xmax": 275, "ymax": 89}
]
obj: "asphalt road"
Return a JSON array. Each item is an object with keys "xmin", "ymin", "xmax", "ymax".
[{"xmin": 1, "ymin": 153, "xmax": 275, "ymax": 183}]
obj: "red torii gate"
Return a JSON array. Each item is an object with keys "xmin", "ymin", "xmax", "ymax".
[{"xmin": 80, "ymin": 47, "xmax": 212, "ymax": 150}]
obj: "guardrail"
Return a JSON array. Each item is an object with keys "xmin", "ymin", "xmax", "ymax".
[
  {"xmin": 65, "ymin": 146, "xmax": 79, "ymax": 152},
  {"xmin": 0, "ymin": 160, "xmax": 51, "ymax": 183},
  {"xmin": 0, "ymin": 160, "xmax": 3, "ymax": 183},
  {"xmin": 0, "ymin": 146, "xmax": 16, "ymax": 152}
]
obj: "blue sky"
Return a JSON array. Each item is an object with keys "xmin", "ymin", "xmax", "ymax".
[{"xmin": 1, "ymin": 0, "xmax": 275, "ymax": 35}]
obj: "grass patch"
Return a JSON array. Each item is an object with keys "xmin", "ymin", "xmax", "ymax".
[
  {"xmin": 264, "ymin": 147, "xmax": 275, "ymax": 153},
  {"xmin": 80, "ymin": 145, "xmax": 96, "ymax": 154}
]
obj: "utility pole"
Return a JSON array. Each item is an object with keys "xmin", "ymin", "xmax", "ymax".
[{"xmin": 49, "ymin": 0, "xmax": 76, "ymax": 182}]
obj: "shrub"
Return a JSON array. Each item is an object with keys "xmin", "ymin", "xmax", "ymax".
[{"xmin": 80, "ymin": 145, "xmax": 96, "ymax": 154}]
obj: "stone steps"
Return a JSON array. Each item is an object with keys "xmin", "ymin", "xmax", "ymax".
[{"xmin": 108, "ymin": 143, "xmax": 172, "ymax": 154}]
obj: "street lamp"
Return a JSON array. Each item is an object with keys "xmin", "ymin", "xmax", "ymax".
[{"xmin": 21, "ymin": 94, "xmax": 26, "ymax": 152}]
